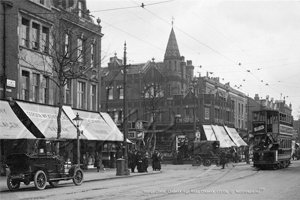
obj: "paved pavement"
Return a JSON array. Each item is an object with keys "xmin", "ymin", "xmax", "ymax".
[{"xmin": 0, "ymin": 162, "xmax": 252, "ymax": 192}]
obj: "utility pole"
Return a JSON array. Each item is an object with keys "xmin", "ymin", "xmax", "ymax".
[
  {"xmin": 192, "ymin": 79, "xmax": 197, "ymax": 136},
  {"xmin": 123, "ymin": 42, "xmax": 129, "ymax": 175},
  {"xmin": 246, "ymin": 96, "xmax": 250, "ymax": 164}
]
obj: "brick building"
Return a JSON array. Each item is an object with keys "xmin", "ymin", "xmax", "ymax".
[
  {"xmin": 0, "ymin": 0, "xmax": 108, "ymax": 172},
  {"xmin": 100, "ymin": 27, "xmax": 249, "ymax": 158},
  {"xmin": 0, "ymin": 0, "xmax": 103, "ymax": 110}
]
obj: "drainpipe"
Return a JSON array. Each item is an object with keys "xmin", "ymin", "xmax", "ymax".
[{"xmin": 2, "ymin": 1, "xmax": 13, "ymax": 99}]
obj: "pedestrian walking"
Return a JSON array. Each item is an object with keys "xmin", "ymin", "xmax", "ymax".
[
  {"xmin": 130, "ymin": 149, "xmax": 137, "ymax": 173},
  {"xmin": 94, "ymin": 152, "xmax": 101, "ymax": 172},
  {"xmin": 136, "ymin": 151, "xmax": 144, "ymax": 172},
  {"xmin": 143, "ymin": 151, "xmax": 150, "ymax": 172},
  {"xmin": 152, "ymin": 149, "xmax": 162, "ymax": 171},
  {"xmin": 220, "ymin": 150, "xmax": 226, "ymax": 169}
]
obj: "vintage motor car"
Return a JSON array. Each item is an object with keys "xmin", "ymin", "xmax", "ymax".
[
  {"xmin": 192, "ymin": 140, "xmax": 220, "ymax": 166},
  {"xmin": 5, "ymin": 140, "xmax": 84, "ymax": 191}
]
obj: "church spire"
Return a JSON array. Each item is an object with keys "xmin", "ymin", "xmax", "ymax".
[{"xmin": 164, "ymin": 27, "xmax": 180, "ymax": 60}]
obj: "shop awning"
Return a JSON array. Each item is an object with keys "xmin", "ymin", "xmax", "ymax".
[
  {"xmin": 99, "ymin": 112, "xmax": 124, "ymax": 141},
  {"xmin": 212, "ymin": 125, "xmax": 236, "ymax": 148},
  {"xmin": 0, "ymin": 100, "xmax": 36, "ymax": 139},
  {"xmin": 63, "ymin": 106, "xmax": 123, "ymax": 142},
  {"xmin": 224, "ymin": 126, "xmax": 248, "ymax": 147},
  {"xmin": 16, "ymin": 101, "xmax": 86, "ymax": 140},
  {"xmin": 203, "ymin": 125, "xmax": 217, "ymax": 141}
]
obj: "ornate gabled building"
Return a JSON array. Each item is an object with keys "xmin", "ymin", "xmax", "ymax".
[{"xmin": 100, "ymin": 26, "xmax": 248, "ymax": 158}]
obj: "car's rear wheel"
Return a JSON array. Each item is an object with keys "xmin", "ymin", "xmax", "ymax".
[
  {"xmin": 192, "ymin": 156, "xmax": 202, "ymax": 166},
  {"xmin": 49, "ymin": 181, "xmax": 59, "ymax": 187},
  {"xmin": 7, "ymin": 174, "xmax": 20, "ymax": 191},
  {"xmin": 203, "ymin": 159, "xmax": 212, "ymax": 167},
  {"xmin": 73, "ymin": 168, "xmax": 84, "ymax": 186},
  {"xmin": 34, "ymin": 170, "xmax": 47, "ymax": 190}
]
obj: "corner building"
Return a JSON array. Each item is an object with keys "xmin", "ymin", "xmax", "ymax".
[{"xmin": 101, "ymin": 27, "xmax": 249, "ymax": 161}]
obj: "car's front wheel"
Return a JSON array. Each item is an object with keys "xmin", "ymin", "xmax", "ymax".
[
  {"xmin": 73, "ymin": 168, "xmax": 84, "ymax": 186},
  {"xmin": 34, "ymin": 170, "xmax": 47, "ymax": 190},
  {"xmin": 7, "ymin": 174, "xmax": 20, "ymax": 191}
]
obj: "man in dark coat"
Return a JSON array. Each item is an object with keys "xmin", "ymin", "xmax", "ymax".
[
  {"xmin": 130, "ymin": 150, "xmax": 137, "ymax": 173},
  {"xmin": 152, "ymin": 149, "xmax": 161, "ymax": 171},
  {"xmin": 220, "ymin": 150, "xmax": 226, "ymax": 169},
  {"xmin": 143, "ymin": 151, "xmax": 150, "ymax": 172},
  {"xmin": 136, "ymin": 151, "xmax": 144, "ymax": 172}
]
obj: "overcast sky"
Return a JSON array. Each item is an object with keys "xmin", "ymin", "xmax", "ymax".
[{"xmin": 87, "ymin": 0, "xmax": 300, "ymax": 119}]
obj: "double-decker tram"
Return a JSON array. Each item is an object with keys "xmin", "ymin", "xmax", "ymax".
[{"xmin": 252, "ymin": 109, "xmax": 293, "ymax": 170}]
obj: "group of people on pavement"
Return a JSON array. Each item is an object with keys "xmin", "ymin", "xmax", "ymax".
[{"xmin": 128, "ymin": 149, "xmax": 162, "ymax": 173}]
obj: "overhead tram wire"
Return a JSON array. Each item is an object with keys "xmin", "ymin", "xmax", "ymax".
[
  {"xmin": 101, "ymin": 20, "xmax": 164, "ymax": 53},
  {"xmin": 91, "ymin": 0, "xmax": 175, "ymax": 13},
  {"xmin": 3, "ymin": 1, "xmax": 175, "ymax": 15},
  {"xmin": 178, "ymin": 1, "xmax": 298, "ymax": 101}
]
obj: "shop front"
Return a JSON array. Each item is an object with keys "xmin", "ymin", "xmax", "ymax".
[
  {"xmin": 0, "ymin": 100, "xmax": 37, "ymax": 175},
  {"xmin": 2, "ymin": 100, "xmax": 125, "ymax": 171}
]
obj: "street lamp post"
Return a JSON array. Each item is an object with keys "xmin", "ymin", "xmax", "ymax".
[
  {"xmin": 73, "ymin": 113, "xmax": 83, "ymax": 166},
  {"xmin": 192, "ymin": 78, "xmax": 198, "ymax": 136},
  {"xmin": 123, "ymin": 42, "xmax": 129, "ymax": 175}
]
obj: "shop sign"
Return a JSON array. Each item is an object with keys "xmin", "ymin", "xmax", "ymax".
[
  {"xmin": 177, "ymin": 117, "xmax": 200, "ymax": 124},
  {"xmin": 195, "ymin": 131, "xmax": 201, "ymax": 138},
  {"xmin": 136, "ymin": 131, "xmax": 144, "ymax": 140},
  {"xmin": 6, "ymin": 79, "xmax": 16, "ymax": 88},
  {"xmin": 135, "ymin": 121, "xmax": 143, "ymax": 130},
  {"xmin": 128, "ymin": 131, "xmax": 136, "ymax": 139}
]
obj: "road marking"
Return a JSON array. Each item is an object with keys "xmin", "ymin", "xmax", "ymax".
[{"xmin": 169, "ymin": 165, "xmax": 216, "ymax": 187}]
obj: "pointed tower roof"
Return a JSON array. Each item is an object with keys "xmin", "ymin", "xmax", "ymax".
[{"xmin": 164, "ymin": 28, "xmax": 180, "ymax": 60}]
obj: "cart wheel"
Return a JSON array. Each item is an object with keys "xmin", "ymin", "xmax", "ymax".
[
  {"xmin": 7, "ymin": 173, "xmax": 20, "ymax": 191},
  {"xmin": 192, "ymin": 156, "xmax": 202, "ymax": 166},
  {"xmin": 34, "ymin": 170, "xmax": 47, "ymax": 190},
  {"xmin": 203, "ymin": 159, "xmax": 212, "ymax": 167},
  {"xmin": 49, "ymin": 181, "xmax": 59, "ymax": 187},
  {"xmin": 73, "ymin": 168, "xmax": 84, "ymax": 186}
]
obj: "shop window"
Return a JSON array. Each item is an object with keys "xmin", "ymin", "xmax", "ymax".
[
  {"xmin": 21, "ymin": 18, "xmax": 29, "ymax": 47},
  {"xmin": 32, "ymin": 73, "xmax": 39, "ymax": 102},
  {"xmin": 77, "ymin": 81, "xmax": 86, "ymax": 109},
  {"xmin": 64, "ymin": 79, "xmax": 71, "ymax": 104},
  {"xmin": 41, "ymin": 27, "xmax": 49, "ymax": 53},
  {"xmin": 32, "ymin": 22, "xmax": 40, "ymax": 50},
  {"xmin": 108, "ymin": 88, "xmax": 113, "ymax": 100},
  {"xmin": 90, "ymin": 43, "xmax": 94, "ymax": 68},
  {"xmin": 119, "ymin": 88, "xmax": 124, "ymax": 99},
  {"xmin": 77, "ymin": 38, "xmax": 84, "ymax": 63},
  {"xmin": 90, "ymin": 84, "xmax": 97, "ymax": 111},
  {"xmin": 64, "ymin": 33, "xmax": 70, "ymax": 58},
  {"xmin": 78, "ymin": 1, "xmax": 83, "ymax": 17},
  {"xmin": 21, "ymin": 70, "xmax": 29, "ymax": 100},
  {"xmin": 42, "ymin": 75, "xmax": 49, "ymax": 103}
]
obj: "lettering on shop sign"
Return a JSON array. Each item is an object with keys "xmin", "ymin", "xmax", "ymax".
[
  {"xmin": 25, "ymin": 111, "xmax": 69, "ymax": 120},
  {"xmin": 177, "ymin": 117, "xmax": 200, "ymax": 124},
  {"xmin": 0, "ymin": 108, "xmax": 7, "ymax": 114},
  {"xmin": 48, "ymin": 126, "xmax": 69, "ymax": 132},
  {"xmin": 254, "ymin": 125, "xmax": 264, "ymax": 132},
  {"xmin": 93, "ymin": 130, "xmax": 108, "ymax": 135},
  {"xmin": 0, "ymin": 122, "xmax": 20, "ymax": 128},
  {"xmin": 84, "ymin": 118, "xmax": 106, "ymax": 124}
]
